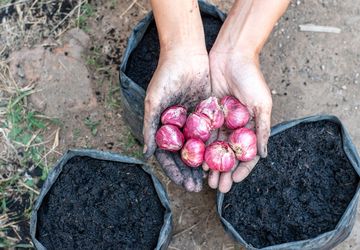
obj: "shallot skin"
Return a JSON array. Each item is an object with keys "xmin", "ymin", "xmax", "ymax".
[
  {"xmin": 161, "ymin": 105, "xmax": 187, "ymax": 128},
  {"xmin": 229, "ymin": 127, "xmax": 257, "ymax": 161},
  {"xmin": 204, "ymin": 141, "xmax": 236, "ymax": 172},
  {"xmin": 155, "ymin": 124, "xmax": 184, "ymax": 152},
  {"xmin": 183, "ymin": 112, "xmax": 212, "ymax": 142},
  {"xmin": 195, "ymin": 96, "xmax": 224, "ymax": 129},
  {"xmin": 221, "ymin": 96, "xmax": 250, "ymax": 129},
  {"xmin": 181, "ymin": 138, "xmax": 205, "ymax": 167}
]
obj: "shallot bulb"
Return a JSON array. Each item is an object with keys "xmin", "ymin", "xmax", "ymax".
[
  {"xmin": 195, "ymin": 96, "xmax": 224, "ymax": 129},
  {"xmin": 181, "ymin": 138, "xmax": 205, "ymax": 167},
  {"xmin": 229, "ymin": 127, "xmax": 257, "ymax": 161},
  {"xmin": 183, "ymin": 112, "xmax": 212, "ymax": 142},
  {"xmin": 161, "ymin": 105, "xmax": 187, "ymax": 128},
  {"xmin": 204, "ymin": 141, "xmax": 236, "ymax": 172},
  {"xmin": 155, "ymin": 125, "xmax": 184, "ymax": 152},
  {"xmin": 221, "ymin": 96, "xmax": 250, "ymax": 129}
]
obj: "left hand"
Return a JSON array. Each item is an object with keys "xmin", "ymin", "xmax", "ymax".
[{"xmin": 143, "ymin": 50, "xmax": 211, "ymax": 192}]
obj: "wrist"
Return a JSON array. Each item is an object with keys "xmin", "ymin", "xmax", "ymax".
[
  {"xmin": 209, "ymin": 45, "xmax": 258, "ymax": 67},
  {"xmin": 160, "ymin": 37, "xmax": 206, "ymax": 56},
  {"xmin": 210, "ymin": 0, "xmax": 289, "ymax": 59},
  {"xmin": 151, "ymin": 0, "xmax": 206, "ymax": 54},
  {"xmin": 160, "ymin": 45, "xmax": 208, "ymax": 62}
]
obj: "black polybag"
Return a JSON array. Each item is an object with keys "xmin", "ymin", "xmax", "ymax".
[
  {"xmin": 30, "ymin": 149, "xmax": 173, "ymax": 250},
  {"xmin": 217, "ymin": 115, "xmax": 360, "ymax": 250},
  {"xmin": 119, "ymin": 0, "xmax": 226, "ymax": 142}
]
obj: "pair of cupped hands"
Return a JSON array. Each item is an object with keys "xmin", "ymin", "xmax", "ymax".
[{"xmin": 143, "ymin": 45, "xmax": 272, "ymax": 193}]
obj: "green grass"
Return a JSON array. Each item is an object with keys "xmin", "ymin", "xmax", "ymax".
[
  {"xmin": 0, "ymin": 0, "xmax": 98, "ymax": 247},
  {"xmin": 106, "ymin": 86, "xmax": 121, "ymax": 109},
  {"xmin": 6, "ymin": 91, "xmax": 48, "ymax": 170},
  {"xmin": 122, "ymin": 132, "xmax": 143, "ymax": 159},
  {"xmin": 110, "ymin": 0, "xmax": 117, "ymax": 9},
  {"xmin": 0, "ymin": 86, "xmax": 61, "ymax": 247},
  {"xmin": 73, "ymin": 127, "xmax": 81, "ymax": 141},
  {"xmin": 0, "ymin": 0, "xmax": 12, "ymax": 5},
  {"xmin": 86, "ymin": 45, "xmax": 102, "ymax": 70},
  {"xmin": 84, "ymin": 117, "xmax": 101, "ymax": 136},
  {"xmin": 78, "ymin": 3, "xmax": 94, "ymax": 31}
]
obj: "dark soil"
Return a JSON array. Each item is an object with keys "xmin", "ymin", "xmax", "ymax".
[
  {"xmin": 125, "ymin": 13, "xmax": 223, "ymax": 90},
  {"xmin": 36, "ymin": 156, "xmax": 165, "ymax": 250},
  {"xmin": 222, "ymin": 121, "xmax": 359, "ymax": 248}
]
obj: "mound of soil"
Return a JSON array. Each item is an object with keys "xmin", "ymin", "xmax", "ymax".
[
  {"xmin": 125, "ymin": 13, "xmax": 223, "ymax": 90},
  {"xmin": 36, "ymin": 156, "xmax": 165, "ymax": 250},
  {"xmin": 222, "ymin": 121, "xmax": 359, "ymax": 248}
]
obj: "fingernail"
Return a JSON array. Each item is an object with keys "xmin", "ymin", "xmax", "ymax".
[
  {"xmin": 143, "ymin": 145, "xmax": 148, "ymax": 154},
  {"xmin": 261, "ymin": 146, "xmax": 268, "ymax": 158}
]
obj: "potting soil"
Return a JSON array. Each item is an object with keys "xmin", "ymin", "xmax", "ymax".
[
  {"xmin": 223, "ymin": 121, "xmax": 359, "ymax": 248},
  {"xmin": 36, "ymin": 156, "xmax": 165, "ymax": 250}
]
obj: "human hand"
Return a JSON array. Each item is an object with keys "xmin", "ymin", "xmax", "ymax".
[
  {"xmin": 201, "ymin": 0, "xmax": 289, "ymax": 193},
  {"xmin": 205, "ymin": 50, "xmax": 271, "ymax": 193},
  {"xmin": 143, "ymin": 50, "xmax": 210, "ymax": 192}
]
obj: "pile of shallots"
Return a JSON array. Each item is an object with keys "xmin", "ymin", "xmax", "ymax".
[{"xmin": 155, "ymin": 96, "xmax": 257, "ymax": 172}]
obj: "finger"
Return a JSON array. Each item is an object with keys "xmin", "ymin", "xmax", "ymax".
[
  {"xmin": 143, "ymin": 95, "xmax": 161, "ymax": 158},
  {"xmin": 202, "ymin": 162, "xmax": 209, "ymax": 171},
  {"xmin": 218, "ymin": 171, "xmax": 233, "ymax": 193},
  {"xmin": 155, "ymin": 149, "xmax": 184, "ymax": 186},
  {"xmin": 173, "ymin": 153, "xmax": 199, "ymax": 192},
  {"xmin": 192, "ymin": 167, "xmax": 204, "ymax": 192},
  {"xmin": 208, "ymin": 170, "xmax": 220, "ymax": 189},
  {"xmin": 254, "ymin": 107, "xmax": 271, "ymax": 158},
  {"xmin": 232, "ymin": 156, "xmax": 260, "ymax": 183}
]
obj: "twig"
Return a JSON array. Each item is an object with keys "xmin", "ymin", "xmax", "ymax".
[
  {"xmin": 168, "ymin": 247, "xmax": 181, "ymax": 250},
  {"xmin": 77, "ymin": 0, "xmax": 83, "ymax": 28},
  {"xmin": 172, "ymin": 221, "xmax": 201, "ymax": 238},
  {"xmin": 24, "ymin": 130, "xmax": 41, "ymax": 151},
  {"xmin": 135, "ymin": 2, "xmax": 148, "ymax": 13},
  {"xmin": 0, "ymin": 220, "xmax": 21, "ymax": 228},
  {"xmin": 19, "ymin": 181, "xmax": 39, "ymax": 195},
  {"xmin": 11, "ymin": 225, "xmax": 21, "ymax": 241},
  {"xmin": 50, "ymin": 0, "xmax": 86, "ymax": 34},
  {"xmin": 299, "ymin": 24, "xmax": 341, "ymax": 33},
  {"xmin": 0, "ymin": 0, "xmax": 29, "ymax": 10},
  {"xmin": 120, "ymin": 0, "xmax": 137, "ymax": 18}
]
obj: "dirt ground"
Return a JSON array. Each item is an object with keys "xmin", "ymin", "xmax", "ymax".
[{"xmin": 1, "ymin": 0, "xmax": 360, "ymax": 249}]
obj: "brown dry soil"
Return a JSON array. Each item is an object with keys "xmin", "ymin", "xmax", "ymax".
[{"xmin": 6, "ymin": 0, "xmax": 360, "ymax": 249}]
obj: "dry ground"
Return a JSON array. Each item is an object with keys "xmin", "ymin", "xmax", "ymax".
[{"xmin": 0, "ymin": 0, "xmax": 359, "ymax": 249}]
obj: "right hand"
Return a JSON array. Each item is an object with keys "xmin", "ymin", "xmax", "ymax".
[
  {"xmin": 143, "ymin": 49, "xmax": 211, "ymax": 192},
  {"xmin": 206, "ymin": 51, "xmax": 272, "ymax": 193}
]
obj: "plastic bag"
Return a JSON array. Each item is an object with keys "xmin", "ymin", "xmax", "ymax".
[
  {"xmin": 217, "ymin": 115, "xmax": 360, "ymax": 250},
  {"xmin": 30, "ymin": 149, "xmax": 172, "ymax": 250}
]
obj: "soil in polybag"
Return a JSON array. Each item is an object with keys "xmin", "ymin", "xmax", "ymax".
[
  {"xmin": 125, "ymin": 13, "xmax": 223, "ymax": 90},
  {"xmin": 36, "ymin": 156, "xmax": 165, "ymax": 250},
  {"xmin": 222, "ymin": 120, "xmax": 359, "ymax": 248}
]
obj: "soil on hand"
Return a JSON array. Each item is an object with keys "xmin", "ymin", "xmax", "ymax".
[
  {"xmin": 36, "ymin": 156, "xmax": 165, "ymax": 250},
  {"xmin": 125, "ymin": 13, "xmax": 223, "ymax": 90},
  {"xmin": 223, "ymin": 121, "xmax": 359, "ymax": 248}
]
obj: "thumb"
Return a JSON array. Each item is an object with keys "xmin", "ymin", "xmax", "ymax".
[{"xmin": 143, "ymin": 96, "xmax": 161, "ymax": 158}]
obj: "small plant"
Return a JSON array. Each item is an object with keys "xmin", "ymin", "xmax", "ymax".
[
  {"xmin": 105, "ymin": 86, "xmax": 121, "ymax": 109},
  {"xmin": 73, "ymin": 128, "xmax": 81, "ymax": 141},
  {"xmin": 78, "ymin": 3, "xmax": 94, "ymax": 30},
  {"xmin": 84, "ymin": 117, "xmax": 101, "ymax": 136}
]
